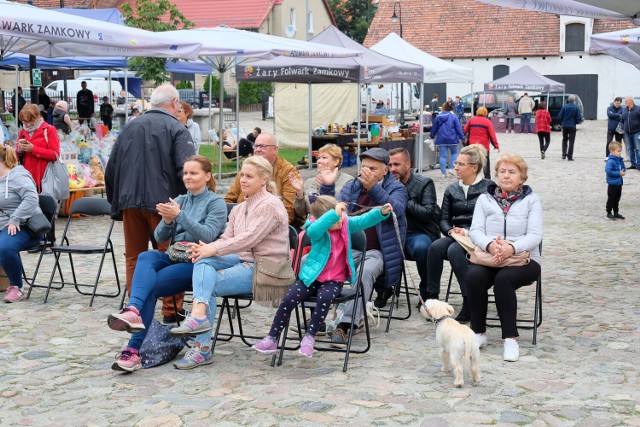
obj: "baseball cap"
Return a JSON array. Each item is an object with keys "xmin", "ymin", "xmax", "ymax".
[{"xmin": 359, "ymin": 147, "xmax": 389, "ymax": 165}]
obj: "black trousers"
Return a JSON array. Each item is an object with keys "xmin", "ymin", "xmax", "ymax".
[
  {"xmin": 606, "ymin": 131, "xmax": 623, "ymax": 157},
  {"xmin": 561, "ymin": 128, "xmax": 576, "ymax": 159},
  {"xmin": 606, "ymin": 184, "xmax": 622, "ymax": 214},
  {"xmin": 537, "ymin": 132, "xmax": 550, "ymax": 153},
  {"xmin": 467, "ymin": 261, "xmax": 540, "ymax": 339}
]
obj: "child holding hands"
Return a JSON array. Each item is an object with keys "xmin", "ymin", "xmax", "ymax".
[{"xmin": 253, "ymin": 195, "xmax": 392, "ymax": 358}]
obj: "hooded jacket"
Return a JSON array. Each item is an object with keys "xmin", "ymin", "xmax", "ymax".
[
  {"xmin": 0, "ymin": 165, "xmax": 41, "ymax": 229},
  {"xmin": 605, "ymin": 155, "xmax": 626, "ymax": 186},
  {"xmin": 430, "ymin": 111, "xmax": 464, "ymax": 146}
]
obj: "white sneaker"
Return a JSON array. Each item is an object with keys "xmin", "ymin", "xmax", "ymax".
[
  {"xmin": 475, "ymin": 333, "xmax": 488, "ymax": 349},
  {"xmin": 503, "ymin": 338, "xmax": 519, "ymax": 362}
]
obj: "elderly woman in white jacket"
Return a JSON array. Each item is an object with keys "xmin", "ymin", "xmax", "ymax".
[{"xmin": 467, "ymin": 153, "xmax": 543, "ymax": 363}]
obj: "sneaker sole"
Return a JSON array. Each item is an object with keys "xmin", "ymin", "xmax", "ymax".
[
  {"xmin": 252, "ymin": 346, "xmax": 278, "ymax": 355},
  {"xmin": 111, "ymin": 361, "xmax": 141, "ymax": 372},
  {"xmin": 170, "ymin": 325, "xmax": 212, "ymax": 338},
  {"xmin": 173, "ymin": 357, "xmax": 214, "ymax": 370},
  {"xmin": 298, "ymin": 350, "xmax": 313, "ymax": 358},
  {"xmin": 330, "ymin": 342, "xmax": 347, "ymax": 349},
  {"xmin": 107, "ymin": 315, "xmax": 145, "ymax": 334}
]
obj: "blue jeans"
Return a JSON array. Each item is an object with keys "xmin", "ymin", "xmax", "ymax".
[
  {"xmin": 438, "ymin": 145, "xmax": 458, "ymax": 174},
  {"xmin": 624, "ymin": 131, "xmax": 640, "ymax": 167},
  {"xmin": 126, "ymin": 250, "xmax": 195, "ymax": 350},
  {"xmin": 0, "ymin": 228, "xmax": 42, "ymax": 288},
  {"xmin": 404, "ymin": 232, "xmax": 434, "ymax": 289},
  {"xmin": 191, "ymin": 254, "xmax": 254, "ymax": 347},
  {"xmin": 521, "ymin": 113, "xmax": 532, "ymax": 133},
  {"xmin": 425, "ymin": 237, "xmax": 470, "ymax": 299}
]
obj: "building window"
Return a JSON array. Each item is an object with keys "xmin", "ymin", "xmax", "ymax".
[
  {"xmin": 308, "ymin": 11, "xmax": 314, "ymax": 34},
  {"xmin": 493, "ymin": 65, "xmax": 509, "ymax": 80},
  {"xmin": 565, "ymin": 23, "xmax": 585, "ymax": 52},
  {"xmin": 290, "ymin": 8, "xmax": 297, "ymax": 29}
]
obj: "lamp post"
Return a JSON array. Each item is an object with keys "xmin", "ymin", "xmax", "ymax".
[{"xmin": 391, "ymin": 2, "xmax": 404, "ymax": 124}]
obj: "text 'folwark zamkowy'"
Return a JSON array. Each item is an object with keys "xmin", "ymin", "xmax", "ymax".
[{"xmin": 2, "ymin": 21, "xmax": 91, "ymax": 39}]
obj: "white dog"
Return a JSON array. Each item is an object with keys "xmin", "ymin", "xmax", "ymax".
[{"xmin": 423, "ymin": 299, "xmax": 480, "ymax": 387}]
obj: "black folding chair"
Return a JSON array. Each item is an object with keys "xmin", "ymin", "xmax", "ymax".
[
  {"xmin": 38, "ymin": 197, "xmax": 121, "ymax": 306},
  {"xmin": 273, "ymin": 230, "xmax": 370, "ymax": 372}
]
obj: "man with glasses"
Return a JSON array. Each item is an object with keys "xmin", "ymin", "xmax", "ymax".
[
  {"xmin": 224, "ymin": 132, "xmax": 299, "ymax": 223},
  {"xmin": 106, "ymin": 84, "xmax": 196, "ymax": 323},
  {"xmin": 388, "ymin": 148, "xmax": 439, "ymax": 307}
]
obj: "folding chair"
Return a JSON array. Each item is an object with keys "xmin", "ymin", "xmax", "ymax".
[
  {"xmin": 445, "ymin": 243, "xmax": 543, "ymax": 345},
  {"xmin": 273, "ymin": 230, "xmax": 370, "ymax": 372},
  {"xmin": 210, "ymin": 225, "xmax": 298, "ymax": 349},
  {"xmin": 39, "ymin": 197, "xmax": 121, "ymax": 306},
  {"xmin": 377, "ymin": 263, "xmax": 412, "ymax": 332}
]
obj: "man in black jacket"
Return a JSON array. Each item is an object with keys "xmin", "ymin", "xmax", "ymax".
[
  {"xmin": 76, "ymin": 81, "xmax": 94, "ymax": 125},
  {"xmin": 389, "ymin": 148, "xmax": 440, "ymax": 304},
  {"xmin": 106, "ymin": 84, "xmax": 196, "ymax": 322}
]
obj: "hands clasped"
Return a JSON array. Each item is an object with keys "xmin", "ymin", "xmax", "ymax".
[{"xmin": 487, "ymin": 235, "xmax": 515, "ymax": 265}]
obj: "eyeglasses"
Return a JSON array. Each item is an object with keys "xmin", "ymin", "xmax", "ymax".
[
  {"xmin": 254, "ymin": 144, "xmax": 276, "ymax": 149},
  {"xmin": 454, "ymin": 161, "xmax": 476, "ymax": 167}
]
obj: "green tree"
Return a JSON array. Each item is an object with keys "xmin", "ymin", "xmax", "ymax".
[
  {"xmin": 120, "ymin": 0, "xmax": 194, "ymax": 85},
  {"xmin": 175, "ymin": 81, "xmax": 193, "ymax": 89},
  {"xmin": 238, "ymin": 81, "xmax": 272, "ymax": 105},
  {"xmin": 327, "ymin": 0, "xmax": 376, "ymax": 44}
]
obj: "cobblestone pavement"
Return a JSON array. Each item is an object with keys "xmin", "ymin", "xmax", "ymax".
[{"xmin": 1, "ymin": 118, "xmax": 639, "ymax": 426}]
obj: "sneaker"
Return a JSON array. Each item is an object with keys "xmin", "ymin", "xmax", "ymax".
[
  {"xmin": 299, "ymin": 335, "xmax": 315, "ymax": 358},
  {"xmin": 169, "ymin": 317, "xmax": 211, "ymax": 337},
  {"xmin": 330, "ymin": 327, "xmax": 348, "ymax": 349},
  {"xmin": 252, "ymin": 336, "xmax": 278, "ymax": 354},
  {"xmin": 107, "ymin": 307, "xmax": 144, "ymax": 333},
  {"xmin": 475, "ymin": 333, "xmax": 488, "ymax": 349},
  {"xmin": 162, "ymin": 309, "xmax": 188, "ymax": 325},
  {"xmin": 4, "ymin": 286, "xmax": 25, "ymax": 303},
  {"xmin": 607, "ymin": 213, "xmax": 615, "ymax": 220},
  {"xmin": 541, "ymin": 151, "xmax": 545, "ymax": 159},
  {"xmin": 503, "ymin": 338, "xmax": 519, "ymax": 362},
  {"xmin": 373, "ymin": 287, "xmax": 394, "ymax": 308},
  {"xmin": 614, "ymin": 213, "xmax": 625, "ymax": 220},
  {"xmin": 111, "ymin": 347, "xmax": 142, "ymax": 372},
  {"xmin": 174, "ymin": 346, "xmax": 213, "ymax": 370}
]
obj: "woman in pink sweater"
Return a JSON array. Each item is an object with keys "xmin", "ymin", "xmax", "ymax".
[{"xmin": 169, "ymin": 156, "xmax": 290, "ymax": 369}]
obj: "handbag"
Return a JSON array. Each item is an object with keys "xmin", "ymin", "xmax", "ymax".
[
  {"xmin": 24, "ymin": 212, "xmax": 52, "ymax": 238},
  {"xmin": 450, "ymin": 232, "xmax": 475, "ymax": 255},
  {"xmin": 39, "ymin": 127, "xmax": 70, "ymax": 201},
  {"xmin": 139, "ymin": 320, "xmax": 188, "ymax": 368},
  {"xmin": 251, "ymin": 254, "xmax": 295, "ymax": 308},
  {"xmin": 468, "ymin": 246, "xmax": 530, "ymax": 268},
  {"xmin": 167, "ymin": 241, "xmax": 192, "ymax": 263},
  {"xmin": 615, "ymin": 120, "xmax": 624, "ymax": 135}
]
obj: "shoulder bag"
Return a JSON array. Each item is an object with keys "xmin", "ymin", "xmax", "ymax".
[
  {"xmin": 0, "ymin": 208, "xmax": 50, "ymax": 238},
  {"xmin": 468, "ymin": 246, "xmax": 530, "ymax": 268},
  {"xmin": 252, "ymin": 253, "xmax": 295, "ymax": 308},
  {"xmin": 40, "ymin": 126, "xmax": 70, "ymax": 201},
  {"xmin": 167, "ymin": 241, "xmax": 192, "ymax": 263},
  {"xmin": 615, "ymin": 120, "xmax": 624, "ymax": 135},
  {"xmin": 139, "ymin": 320, "xmax": 187, "ymax": 368}
]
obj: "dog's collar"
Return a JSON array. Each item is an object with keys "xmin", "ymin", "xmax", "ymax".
[{"xmin": 432, "ymin": 315, "xmax": 452, "ymax": 326}]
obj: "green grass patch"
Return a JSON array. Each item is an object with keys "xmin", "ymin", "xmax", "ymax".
[{"xmin": 198, "ymin": 145, "xmax": 308, "ymax": 174}]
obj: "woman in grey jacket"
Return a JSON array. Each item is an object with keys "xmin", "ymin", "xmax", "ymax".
[{"xmin": 468, "ymin": 153, "xmax": 543, "ymax": 363}]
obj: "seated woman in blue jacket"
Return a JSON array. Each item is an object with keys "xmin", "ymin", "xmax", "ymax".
[{"xmin": 253, "ymin": 195, "xmax": 392, "ymax": 358}]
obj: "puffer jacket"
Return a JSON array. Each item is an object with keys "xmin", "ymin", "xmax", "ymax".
[
  {"xmin": 335, "ymin": 172, "xmax": 408, "ymax": 288},
  {"xmin": 430, "ymin": 111, "xmax": 464, "ymax": 146},
  {"xmin": 470, "ymin": 184, "xmax": 543, "ymax": 265},
  {"xmin": 299, "ymin": 208, "xmax": 388, "ymax": 287},
  {"xmin": 404, "ymin": 172, "xmax": 440, "ymax": 241},
  {"xmin": 607, "ymin": 103, "xmax": 623, "ymax": 133},
  {"xmin": 439, "ymin": 177, "xmax": 493, "ymax": 235},
  {"xmin": 605, "ymin": 155, "xmax": 626, "ymax": 186}
]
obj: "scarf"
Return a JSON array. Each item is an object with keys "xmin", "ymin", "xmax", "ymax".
[
  {"xmin": 23, "ymin": 119, "xmax": 44, "ymax": 135},
  {"xmin": 492, "ymin": 186, "xmax": 523, "ymax": 214}
]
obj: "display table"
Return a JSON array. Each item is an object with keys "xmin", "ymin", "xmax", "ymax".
[
  {"xmin": 347, "ymin": 137, "xmax": 417, "ymax": 167},
  {"xmin": 312, "ymin": 133, "xmax": 367, "ymax": 150},
  {"xmin": 491, "ymin": 116, "xmax": 537, "ymax": 133},
  {"xmin": 60, "ymin": 186, "xmax": 106, "ymax": 217}
]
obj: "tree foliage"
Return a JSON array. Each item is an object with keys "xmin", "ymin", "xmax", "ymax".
[
  {"xmin": 238, "ymin": 81, "xmax": 272, "ymax": 105},
  {"xmin": 327, "ymin": 0, "xmax": 376, "ymax": 44},
  {"xmin": 120, "ymin": 0, "xmax": 194, "ymax": 85},
  {"xmin": 175, "ymin": 80, "xmax": 192, "ymax": 89}
]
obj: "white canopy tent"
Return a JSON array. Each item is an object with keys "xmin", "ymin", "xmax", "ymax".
[{"xmin": 591, "ymin": 27, "xmax": 640, "ymax": 71}]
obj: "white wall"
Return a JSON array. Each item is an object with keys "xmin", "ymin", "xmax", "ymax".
[{"xmin": 444, "ymin": 55, "xmax": 640, "ymax": 120}]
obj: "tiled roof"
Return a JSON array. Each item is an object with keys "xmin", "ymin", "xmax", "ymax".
[
  {"xmin": 154, "ymin": 0, "xmax": 276, "ymax": 29},
  {"xmin": 592, "ymin": 19, "xmax": 636, "ymax": 35},
  {"xmin": 365, "ymin": 0, "xmax": 560, "ymax": 59}
]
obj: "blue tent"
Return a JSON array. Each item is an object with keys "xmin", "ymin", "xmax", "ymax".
[{"xmin": 52, "ymin": 7, "xmax": 125, "ymax": 25}]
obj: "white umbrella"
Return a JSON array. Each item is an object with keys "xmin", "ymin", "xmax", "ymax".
[
  {"xmin": 163, "ymin": 26, "xmax": 363, "ymax": 180},
  {"xmin": 473, "ymin": 0, "xmax": 640, "ymax": 24},
  {"xmin": 0, "ymin": 0, "xmax": 202, "ymax": 59},
  {"xmin": 591, "ymin": 27, "xmax": 640, "ymax": 70}
]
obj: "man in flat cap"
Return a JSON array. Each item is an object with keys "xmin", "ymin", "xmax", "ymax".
[{"xmin": 320, "ymin": 147, "xmax": 408, "ymax": 347}]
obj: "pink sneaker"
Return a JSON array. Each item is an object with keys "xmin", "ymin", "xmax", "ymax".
[
  {"xmin": 107, "ymin": 307, "xmax": 145, "ymax": 333},
  {"xmin": 299, "ymin": 335, "xmax": 315, "ymax": 358},
  {"xmin": 252, "ymin": 336, "xmax": 277, "ymax": 354},
  {"xmin": 111, "ymin": 347, "xmax": 142, "ymax": 372},
  {"xmin": 4, "ymin": 286, "xmax": 25, "ymax": 303}
]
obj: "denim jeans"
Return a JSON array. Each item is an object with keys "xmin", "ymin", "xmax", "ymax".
[
  {"xmin": 624, "ymin": 131, "xmax": 640, "ymax": 167},
  {"xmin": 404, "ymin": 232, "xmax": 434, "ymax": 289},
  {"xmin": 191, "ymin": 254, "xmax": 254, "ymax": 347},
  {"xmin": 520, "ymin": 113, "xmax": 532, "ymax": 133},
  {"xmin": 439, "ymin": 145, "xmax": 458, "ymax": 174},
  {"xmin": 424, "ymin": 237, "xmax": 470, "ymax": 299},
  {"xmin": 126, "ymin": 250, "xmax": 195, "ymax": 350},
  {"xmin": 0, "ymin": 227, "xmax": 43, "ymax": 288}
]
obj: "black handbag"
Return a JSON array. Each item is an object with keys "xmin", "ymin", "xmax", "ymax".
[
  {"xmin": 25, "ymin": 212, "xmax": 52, "ymax": 238},
  {"xmin": 139, "ymin": 320, "xmax": 188, "ymax": 368}
]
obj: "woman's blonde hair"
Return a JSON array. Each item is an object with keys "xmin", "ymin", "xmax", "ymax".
[
  {"xmin": 494, "ymin": 153, "xmax": 529, "ymax": 182},
  {"xmin": 318, "ymin": 143, "xmax": 343, "ymax": 168},
  {"xmin": 184, "ymin": 155, "xmax": 216, "ymax": 192},
  {"xmin": 0, "ymin": 144, "xmax": 18, "ymax": 169},
  {"xmin": 242, "ymin": 156, "xmax": 277, "ymax": 195},
  {"xmin": 309, "ymin": 195, "xmax": 339, "ymax": 220},
  {"xmin": 459, "ymin": 144, "xmax": 486, "ymax": 175},
  {"xmin": 476, "ymin": 107, "xmax": 488, "ymax": 116}
]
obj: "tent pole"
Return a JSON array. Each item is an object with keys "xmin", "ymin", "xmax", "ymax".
[
  {"xmin": 108, "ymin": 70, "xmax": 112, "ymax": 103},
  {"xmin": 418, "ymin": 85, "xmax": 424, "ymax": 172},
  {"xmin": 208, "ymin": 70, "xmax": 213, "ymax": 149},
  {"xmin": 308, "ymin": 82, "xmax": 312, "ymax": 170},
  {"xmin": 14, "ymin": 65, "xmax": 19, "ymax": 124},
  {"xmin": 218, "ymin": 58, "xmax": 225, "ymax": 184},
  {"xmin": 236, "ymin": 82, "xmax": 240, "ymax": 172},
  {"xmin": 124, "ymin": 67, "xmax": 129, "ymax": 122}
]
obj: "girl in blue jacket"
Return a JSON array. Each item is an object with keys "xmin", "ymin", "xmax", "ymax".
[{"xmin": 253, "ymin": 195, "xmax": 391, "ymax": 358}]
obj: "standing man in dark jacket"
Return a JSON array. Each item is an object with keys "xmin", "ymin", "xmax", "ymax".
[
  {"xmin": 389, "ymin": 148, "xmax": 440, "ymax": 301},
  {"xmin": 621, "ymin": 96, "xmax": 640, "ymax": 169},
  {"xmin": 322, "ymin": 148, "xmax": 407, "ymax": 347},
  {"xmin": 76, "ymin": 81, "xmax": 94, "ymax": 125},
  {"xmin": 558, "ymin": 95, "xmax": 583, "ymax": 161},
  {"xmin": 106, "ymin": 84, "xmax": 196, "ymax": 322},
  {"xmin": 606, "ymin": 97, "xmax": 624, "ymax": 157}
]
